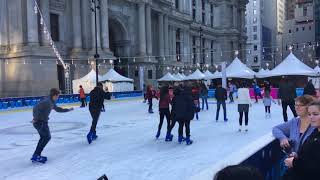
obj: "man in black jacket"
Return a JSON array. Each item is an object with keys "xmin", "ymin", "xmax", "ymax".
[
  {"xmin": 215, "ymin": 83, "xmax": 228, "ymax": 122},
  {"xmin": 31, "ymin": 88, "xmax": 73, "ymax": 163},
  {"xmin": 87, "ymin": 82, "xmax": 111, "ymax": 144},
  {"xmin": 278, "ymin": 78, "xmax": 298, "ymax": 122}
]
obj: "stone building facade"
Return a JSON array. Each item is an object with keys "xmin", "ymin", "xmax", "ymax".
[{"xmin": 0, "ymin": 0, "xmax": 248, "ymax": 97}]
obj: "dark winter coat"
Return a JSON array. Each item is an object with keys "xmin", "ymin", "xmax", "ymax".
[
  {"xmin": 171, "ymin": 88, "xmax": 194, "ymax": 121},
  {"xmin": 200, "ymin": 85, "xmax": 208, "ymax": 97},
  {"xmin": 159, "ymin": 94, "xmax": 171, "ymax": 109},
  {"xmin": 89, "ymin": 87, "xmax": 111, "ymax": 111},
  {"xmin": 33, "ymin": 97, "xmax": 70, "ymax": 122},
  {"xmin": 278, "ymin": 82, "xmax": 296, "ymax": 102},
  {"xmin": 146, "ymin": 88, "xmax": 154, "ymax": 100},
  {"xmin": 283, "ymin": 129, "xmax": 320, "ymax": 180},
  {"xmin": 215, "ymin": 87, "xmax": 227, "ymax": 102},
  {"xmin": 303, "ymin": 82, "xmax": 316, "ymax": 96},
  {"xmin": 191, "ymin": 88, "xmax": 200, "ymax": 101}
]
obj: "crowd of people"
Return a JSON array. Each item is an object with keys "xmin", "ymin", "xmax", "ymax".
[{"xmin": 29, "ymin": 76, "xmax": 320, "ymax": 180}]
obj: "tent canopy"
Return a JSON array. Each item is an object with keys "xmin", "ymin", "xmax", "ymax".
[
  {"xmin": 226, "ymin": 57, "xmax": 256, "ymax": 79},
  {"xmin": 72, "ymin": 69, "xmax": 102, "ymax": 94},
  {"xmin": 203, "ymin": 70, "xmax": 214, "ymax": 80},
  {"xmin": 185, "ymin": 69, "xmax": 206, "ymax": 80},
  {"xmin": 172, "ymin": 73, "xmax": 185, "ymax": 80},
  {"xmin": 211, "ymin": 71, "xmax": 222, "ymax": 79},
  {"xmin": 158, "ymin": 73, "xmax": 181, "ymax": 82},
  {"xmin": 100, "ymin": 69, "xmax": 133, "ymax": 82},
  {"xmin": 269, "ymin": 53, "xmax": 316, "ymax": 77},
  {"xmin": 314, "ymin": 66, "xmax": 320, "ymax": 76}
]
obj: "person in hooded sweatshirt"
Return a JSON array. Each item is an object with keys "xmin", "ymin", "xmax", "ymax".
[
  {"xmin": 155, "ymin": 85, "xmax": 171, "ymax": 139},
  {"xmin": 87, "ymin": 82, "xmax": 111, "ymax": 144},
  {"xmin": 166, "ymin": 84, "xmax": 194, "ymax": 145},
  {"xmin": 31, "ymin": 88, "xmax": 73, "ymax": 163}
]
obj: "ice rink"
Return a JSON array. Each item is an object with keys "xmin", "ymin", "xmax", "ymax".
[{"xmin": 0, "ymin": 98, "xmax": 291, "ymax": 180}]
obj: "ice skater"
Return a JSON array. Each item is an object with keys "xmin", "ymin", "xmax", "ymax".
[
  {"xmin": 237, "ymin": 82, "xmax": 252, "ymax": 132},
  {"xmin": 87, "ymin": 82, "xmax": 111, "ymax": 144},
  {"xmin": 215, "ymin": 82, "xmax": 228, "ymax": 122},
  {"xmin": 146, "ymin": 85, "xmax": 158, "ymax": 113},
  {"xmin": 31, "ymin": 88, "xmax": 73, "ymax": 163},
  {"xmin": 156, "ymin": 86, "xmax": 171, "ymax": 139},
  {"xmin": 192, "ymin": 84, "xmax": 200, "ymax": 120},
  {"xmin": 262, "ymin": 92, "xmax": 276, "ymax": 118},
  {"xmin": 79, "ymin": 85, "xmax": 87, "ymax": 107}
]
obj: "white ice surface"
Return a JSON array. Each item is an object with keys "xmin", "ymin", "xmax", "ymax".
[{"xmin": 0, "ymin": 99, "xmax": 293, "ymax": 180}]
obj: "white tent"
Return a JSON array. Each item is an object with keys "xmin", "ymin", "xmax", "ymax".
[
  {"xmin": 100, "ymin": 69, "xmax": 134, "ymax": 92},
  {"xmin": 256, "ymin": 69, "xmax": 270, "ymax": 78},
  {"xmin": 225, "ymin": 57, "xmax": 256, "ymax": 79},
  {"xmin": 158, "ymin": 72, "xmax": 181, "ymax": 82},
  {"xmin": 211, "ymin": 71, "xmax": 222, "ymax": 79},
  {"xmin": 185, "ymin": 69, "xmax": 206, "ymax": 80},
  {"xmin": 172, "ymin": 73, "xmax": 185, "ymax": 81},
  {"xmin": 181, "ymin": 73, "xmax": 187, "ymax": 78},
  {"xmin": 314, "ymin": 66, "xmax": 320, "ymax": 75},
  {"xmin": 72, "ymin": 69, "xmax": 102, "ymax": 94},
  {"xmin": 268, "ymin": 53, "xmax": 316, "ymax": 77},
  {"xmin": 203, "ymin": 70, "xmax": 214, "ymax": 80}
]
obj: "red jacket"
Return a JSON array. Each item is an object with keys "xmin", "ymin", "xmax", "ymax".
[
  {"xmin": 159, "ymin": 94, "xmax": 171, "ymax": 109},
  {"xmin": 79, "ymin": 88, "xmax": 86, "ymax": 98}
]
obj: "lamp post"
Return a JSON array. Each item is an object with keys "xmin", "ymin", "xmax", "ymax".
[
  {"xmin": 199, "ymin": 26, "xmax": 203, "ymax": 70},
  {"xmin": 91, "ymin": 0, "xmax": 100, "ymax": 86}
]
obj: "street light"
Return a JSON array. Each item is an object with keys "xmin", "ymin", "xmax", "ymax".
[{"xmin": 91, "ymin": 0, "xmax": 100, "ymax": 86}]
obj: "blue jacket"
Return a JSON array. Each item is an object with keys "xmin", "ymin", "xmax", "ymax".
[{"xmin": 272, "ymin": 117, "xmax": 315, "ymax": 153}]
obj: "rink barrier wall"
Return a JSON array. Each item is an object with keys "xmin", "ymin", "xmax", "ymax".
[
  {"xmin": 189, "ymin": 133, "xmax": 286, "ymax": 180},
  {"xmin": 0, "ymin": 91, "xmax": 143, "ymax": 109}
]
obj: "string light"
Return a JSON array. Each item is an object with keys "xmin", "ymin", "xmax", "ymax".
[{"xmin": 40, "ymin": 60, "xmax": 42, "ymax": 65}]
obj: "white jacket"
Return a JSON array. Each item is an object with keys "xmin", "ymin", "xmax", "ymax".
[{"xmin": 237, "ymin": 88, "xmax": 251, "ymax": 104}]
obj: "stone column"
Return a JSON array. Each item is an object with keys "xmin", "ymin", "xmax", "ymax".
[
  {"xmin": 72, "ymin": 0, "xmax": 82, "ymax": 49},
  {"xmin": 92, "ymin": 0, "xmax": 101, "ymax": 49},
  {"xmin": 101, "ymin": 0, "xmax": 109, "ymax": 50},
  {"xmin": 158, "ymin": 13, "xmax": 164, "ymax": 57},
  {"xmin": 40, "ymin": 0, "xmax": 50, "ymax": 45},
  {"xmin": 233, "ymin": 6, "xmax": 237, "ymax": 28},
  {"xmin": 214, "ymin": 5, "xmax": 220, "ymax": 27},
  {"xmin": 0, "ymin": 0, "xmax": 8, "ymax": 46},
  {"xmin": 241, "ymin": 8, "xmax": 245, "ymax": 33},
  {"xmin": 172, "ymin": 27, "xmax": 176, "ymax": 61},
  {"xmin": 164, "ymin": 14, "xmax": 169, "ymax": 56},
  {"xmin": 27, "ymin": 0, "xmax": 39, "ymax": 45},
  {"xmin": 146, "ymin": 4, "xmax": 152, "ymax": 55},
  {"xmin": 138, "ymin": 2, "xmax": 146, "ymax": 55}
]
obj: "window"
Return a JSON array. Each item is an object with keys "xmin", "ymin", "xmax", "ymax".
[
  {"xmin": 253, "ymin": 34, "xmax": 257, "ymax": 40},
  {"xmin": 135, "ymin": 70, "xmax": 139, "ymax": 77},
  {"xmin": 193, "ymin": 48, "xmax": 196, "ymax": 64},
  {"xmin": 253, "ymin": 0, "xmax": 257, "ymax": 6},
  {"xmin": 148, "ymin": 70, "xmax": 152, "ymax": 79},
  {"xmin": 303, "ymin": 27, "xmax": 305, "ymax": 31},
  {"xmin": 50, "ymin": 13, "xmax": 59, "ymax": 42},
  {"xmin": 192, "ymin": 0, "xmax": 196, "ymax": 20},
  {"xmin": 211, "ymin": 41, "xmax": 214, "ymax": 65},
  {"xmin": 175, "ymin": 0, "xmax": 179, "ymax": 10},
  {"xmin": 176, "ymin": 29, "xmax": 181, "ymax": 62},
  {"xmin": 202, "ymin": 0, "xmax": 205, "ymax": 10},
  {"xmin": 303, "ymin": 6, "xmax": 307, "ymax": 16},
  {"xmin": 253, "ymin": 26, "xmax": 257, "ymax": 32},
  {"xmin": 309, "ymin": 26, "xmax": 312, "ymax": 30},
  {"xmin": 296, "ymin": 28, "xmax": 299, "ymax": 32},
  {"xmin": 192, "ymin": 36, "xmax": 196, "ymax": 46},
  {"xmin": 254, "ymin": 56, "xmax": 258, "ymax": 63},
  {"xmin": 202, "ymin": 12, "xmax": 205, "ymax": 24},
  {"xmin": 253, "ymin": 17, "xmax": 257, "ymax": 23},
  {"xmin": 254, "ymin": 45, "xmax": 258, "ymax": 51},
  {"xmin": 210, "ymin": 4, "xmax": 214, "ymax": 27},
  {"xmin": 289, "ymin": 29, "xmax": 292, "ymax": 33},
  {"xmin": 253, "ymin": 9, "xmax": 257, "ymax": 15}
]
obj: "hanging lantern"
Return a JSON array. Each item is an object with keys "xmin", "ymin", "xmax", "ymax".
[
  {"xmin": 34, "ymin": 5, "xmax": 38, "ymax": 14},
  {"xmin": 40, "ymin": 17, "xmax": 44, "ymax": 25}
]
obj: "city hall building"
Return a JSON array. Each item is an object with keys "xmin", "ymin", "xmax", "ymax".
[{"xmin": 0, "ymin": 0, "xmax": 248, "ymax": 97}]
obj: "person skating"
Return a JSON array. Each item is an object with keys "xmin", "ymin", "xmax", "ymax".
[
  {"xmin": 252, "ymin": 82, "xmax": 262, "ymax": 103},
  {"xmin": 262, "ymin": 92, "xmax": 276, "ymax": 118},
  {"xmin": 146, "ymin": 85, "xmax": 158, "ymax": 113},
  {"xmin": 200, "ymin": 82, "xmax": 209, "ymax": 110},
  {"xmin": 156, "ymin": 86, "xmax": 171, "ymax": 139},
  {"xmin": 79, "ymin": 85, "xmax": 86, "ymax": 107},
  {"xmin": 192, "ymin": 84, "xmax": 200, "ymax": 120},
  {"xmin": 228, "ymin": 82, "xmax": 235, "ymax": 103},
  {"xmin": 87, "ymin": 82, "xmax": 111, "ymax": 144},
  {"xmin": 278, "ymin": 77, "xmax": 298, "ymax": 122},
  {"xmin": 31, "ymin": 88, "xmax": 73, "ymax": 163},
  {"xmin": 215, "ymin": 82, "xmax": 228, "ymax": 122},
  {"xmin": 166, "ymin": 85, "xmax": 195, "ymax": 145},
  {"xmin": 237, "ymin": 82, "xmax": 252, "ymax": 132}
]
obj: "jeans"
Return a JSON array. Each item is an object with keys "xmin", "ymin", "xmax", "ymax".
[
  {"xmin": 195, "ymin": 101, "xmax": 200, "ymax": 119},
  {"xmin": 158, "ymin": 108, "xmax": 171, "ymax": 132},
  {"xmin": 80, "ymin": 98, "xmax": 86, "ymax": 107},
  {"xmin": 229, "ymin": 92, "xmax": 234, "ymax": 102},
  {"xmin": 282, "ymin": 100, "xmax": 298, "ymax": 122},
  {"xmin": 265, "ymin": 106, "xmax": 271, "ymax": 113},
  {"xmin": 89, "ymin": 108, "xmax": 101, "ymax": 133},
  {"xmin": 216, "ymin": 101, "xmax": 227, "ymax": 121},
  {"xmin": 33, "ymin": 122, "xmax": 51, "ymax": 156},
  {"xmin": 201, "ymin": 96, "xmax": 208, "ymax": 110},
  {"xmin": 254, "ymin": 93, "xmax": 263, "ymax": 102},
  {"xmin": 239, "ymin": 112, "xmax": 249, "ymax": 126},
  {"xmin": 148, "ymin": 99, "xmax": 153, "ymax": 112},
  {"xmin": 178, "ymin": 120, "xmax": 191, "ymax": 138}
]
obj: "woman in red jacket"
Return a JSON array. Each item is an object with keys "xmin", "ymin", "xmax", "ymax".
[
  {"xmin": 79, "ymin": 85, "xmax": 86, "ymax": 107},
  {"xmin": 146, "ymin": 85, "xmax": 157, "ymax": 113},
  {"xmin": 156, "ymin": 86, "xmax": 171, "ymax": 139}
]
